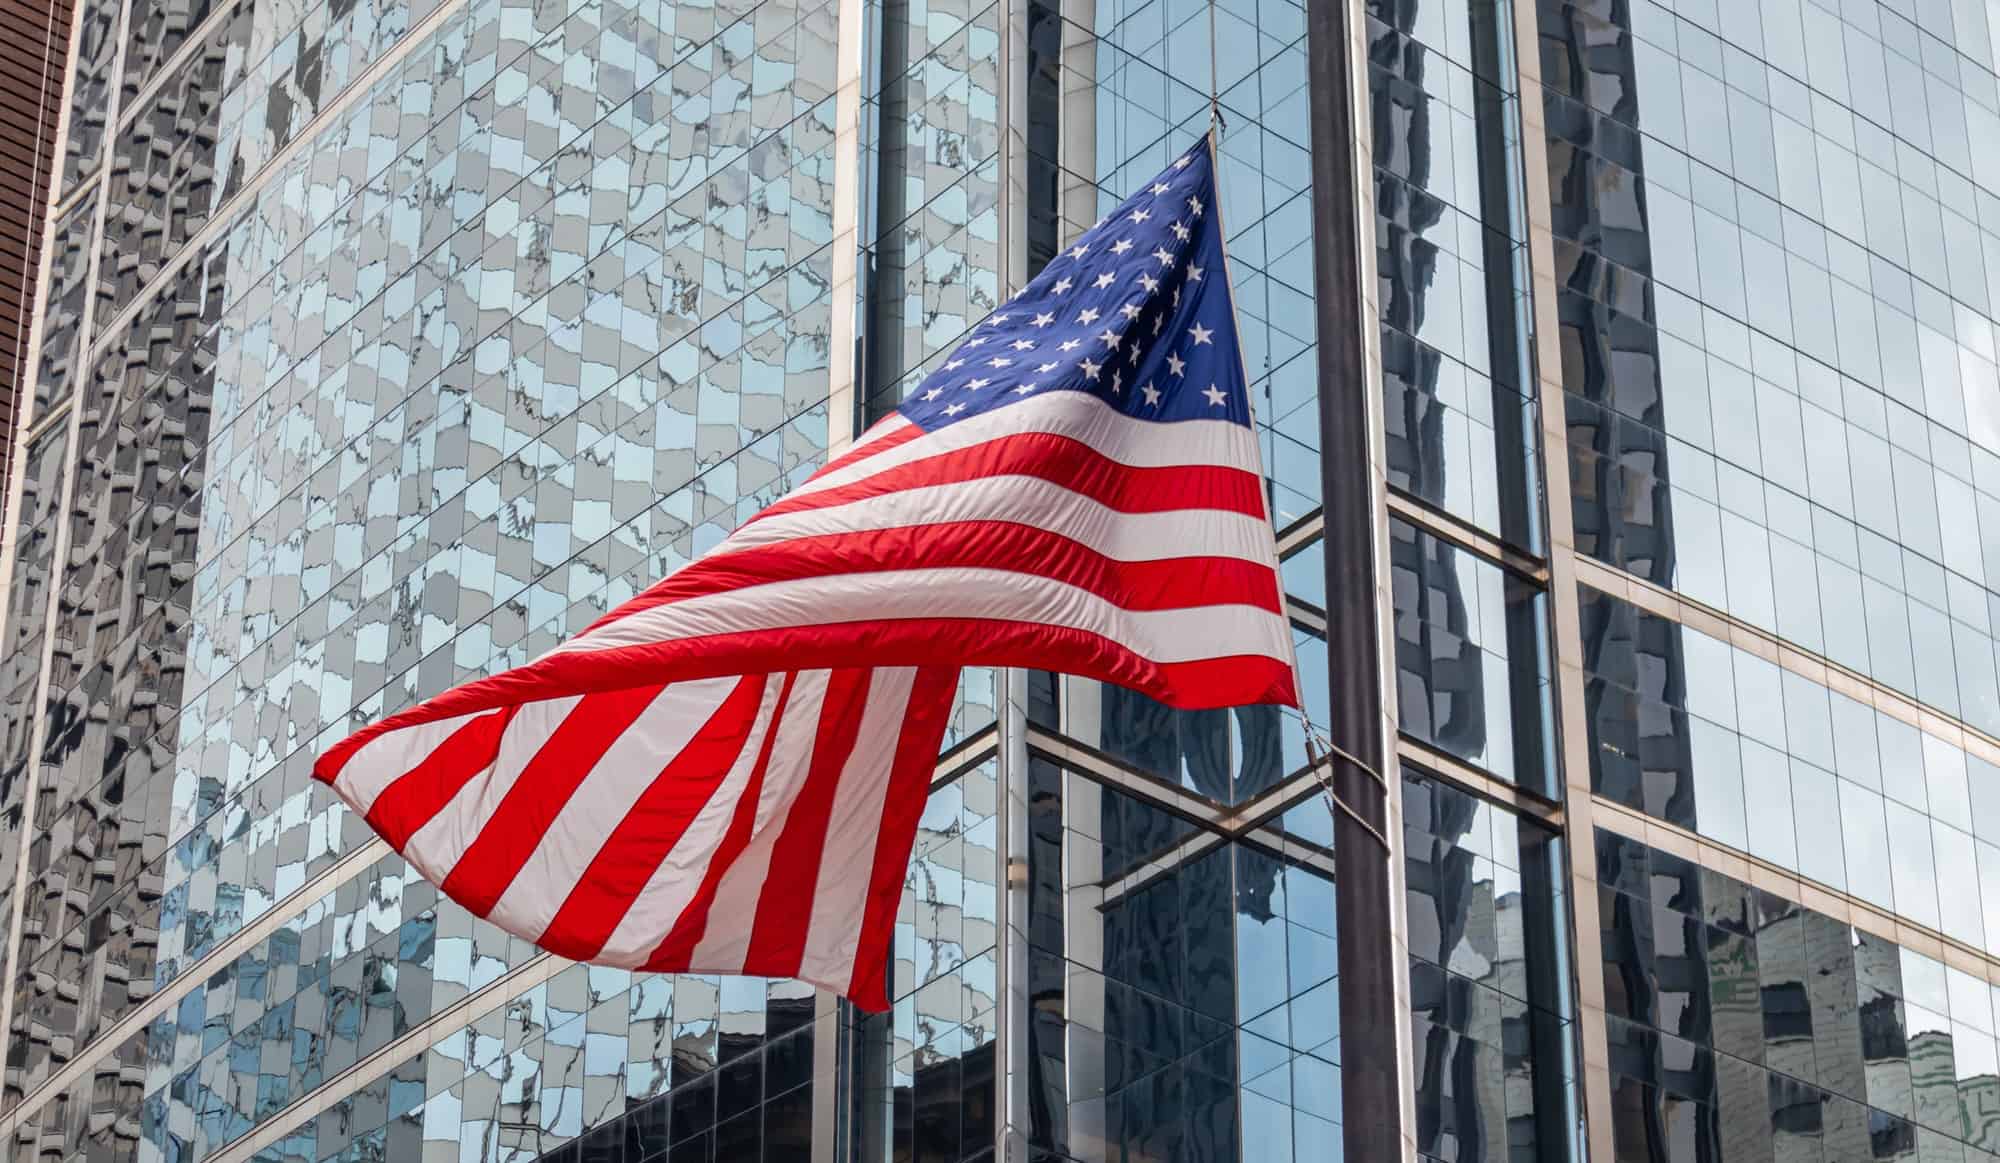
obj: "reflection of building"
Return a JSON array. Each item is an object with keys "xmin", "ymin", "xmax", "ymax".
[{"xmin": 4, "ymin": 0, "xmax": 1995, "ymax": 1155}]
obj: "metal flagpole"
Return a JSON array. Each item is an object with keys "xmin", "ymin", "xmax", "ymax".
[
  {"xmin": 1302, "ymin": 0, "xmax": 1410, "ymax": 1150},
  {"xmin": 1211, "ymin": 6, "xmax": 1409, "ymax": 1154},
  {"xmin": 1207, "ymin": 0, "xmax": 1220, "ymax": 132}
]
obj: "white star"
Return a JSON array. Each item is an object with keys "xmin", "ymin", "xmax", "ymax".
[
  {"xmin": 1093, "ymin": 272, "xmax": 1116, "ymax": 289},
  {"xmin": 1080, "ymin": 358, "xmax": 1102, "ymax": 380},
  {"xmin": 990, "ymin": 313, "xmax": 1010, "ymax": 325},
  {"xmin": 1011, "ymin": 339, "xmax": 1035, "ymax": 350},
  {"xmin": 1078, "ymin": 308, "xmax": 1100, "ymax": 325},
  {"xmin": 1130, "ymin": 209, "xmax": 1151, "ymax": 223},
  {"xmin": 1128, "ymin": 345, "xmax": 1140, "ymax": 365},
  {"xmin": 1053, "ymin": 277, "xmax": 1073, "ymax": 294},
  {"xmin": 923, "ymin": 387, "xmax": 943, "ymax": 400},
  {"xmin": 1173, "ymin": 156, "xmax": 1191, "ymax": 169},
  {"xmin": 1187, "ymin": 264, "xmax": 1204, "ymax": 282},
  {"xmin": 1172, "ymin": 287, "xmax": 1181, "ymax": 307},
  {"xmin": 1167, "ymin": 352, "xmax": 1186, "ymax": 376},
  {"xmin": 1189, "ymin": 322, "xmax": 1214, "ymax": 345},
  {"xmin": 945, "ymin": 402, "xmax": 967, "ymax": 415},
  {"xmin": 1070, "ymin": 244, "xmax": 1090, "ymax": 259},
  {"xmin": 1111, "ymin": 239, "xmax": 1134, "ymax": 255},
  {"xmin": 1059, "ymin": 339, "xmax": 1081, "ymax": 352},
  {"xmin": 987, "ymin": 357, "xmax": 1011, "ymax": 367},
  {"xmin": 1152, "ymin": 314, "xmax": 1164, "ymax": 335},
  {"xmin": 1153, "ymin": 247, "xmax": 1175, "ymax": 267},
  {"xmin": 1097, "ymin": 329, "xmax": 1121, "ymax": 349},
  {"xmin": 965, "ymin": 337, "xmax": 985, "ymax": 347},
  {"xmin": 1119, "ymin": 304, "xmax": 1141, "ymax": 320},
  {"xmin": 1171, "ymin": 222, "xmax": 1190, "ymax": 240},
  {"xmin": 1202, "ymin": 383, "xmax": 1228, "ymax": 407},
  {"xmin": 1188, "ymin": 195, "xmax": 1204, "ymax": 216},
  {"xmin": 945, "ymin": 359, "xmax": 965, "ymax": 369},
  {"xmin": 1038, "ymin": 361, "xmax": 1060, "ymax": 372},
  {"xmin": 1138, "ymin": 273, "xmax": 1160, "ymax": 292},
  {"xmin": 1013, "ymin": 382, "xmax": 1039, "ymax": 395},
  {"xmin": 1141, "ymin": 382, "xmax": 1160, "ymax": 405},
  {"xmin": 1152, "ymin": 182, "xmax": 1170, "ymax": 194},
  {"xmin": 1032, "ymin": 313, "xmax": 1054, "ymax": 327},
  {"xmin": 967, "ymin": 377, "xmax": 991, "ymax": 389},
  {"xmin": 1111, "ymin": 370, "xmax": 1122, "ymax": 393}
]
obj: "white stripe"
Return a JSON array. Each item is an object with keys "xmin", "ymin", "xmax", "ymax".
[
  {"xmin": 788, "ymin": 391, "xmax": 1261, "ymax": 500},
  {"xmin": 398, "ymin": 694, "xmax": 586, "ymax": 889},
  {"xmin": 332, "ymin": 708, "xmax": 493, "ymax": 817},
  {"xmin": 558, "ymin": 568, "xmax": 1293, "ymax": 667},
  {"xmin": 793, "ymin": 667, "xmax": 920, "ymax": 990},
  {"xmin": 688, "ymin": 670, "xmax": 886, "ymax": 973},
  {"xmin": 713, "ymin": 474, "xmax": 1278, "ymax": 565},
  {"xmin": 593, "ymin": 670, "xmax": 832, "ymax": 964},
  {"xmin": 480, "ymin": 676, "xmax": 742, "ymax": 939}
]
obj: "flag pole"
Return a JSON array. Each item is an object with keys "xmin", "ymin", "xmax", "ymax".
[
  {"xmin": 1302, "ymin": 0, "xmax": 1409, "ymax": 1151},
  {"xmin": 1207, "ymin": 0, "xmax": 1220, "ymax": 133}
]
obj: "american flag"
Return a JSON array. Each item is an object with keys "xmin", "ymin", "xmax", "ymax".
[{"xmin": 314, "ymin": 135, "xmax": 1297, "ymax": 1009}]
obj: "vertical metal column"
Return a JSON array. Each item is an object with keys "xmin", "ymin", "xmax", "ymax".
[
  {"xmin": 1305, "ymin": 0, "xmax": 1409, "ymax": 1158},
  {"xmin": 992, "ymin": 0, "xmax": 1033, "ymax": 1152}
]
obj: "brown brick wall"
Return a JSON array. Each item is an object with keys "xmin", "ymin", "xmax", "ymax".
[{"xmin": 0, "ymin": 0, "xmax": 74, "ymax": 487}]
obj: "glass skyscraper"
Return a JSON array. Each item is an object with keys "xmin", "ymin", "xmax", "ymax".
[{"xmin": 0, "ymin": 0, "xmax": 1990, "ymax": 1158}]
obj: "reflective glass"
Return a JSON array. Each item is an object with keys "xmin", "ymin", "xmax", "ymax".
[
  {"xmin": 1, "ymin": 0, "xmax": 871, "ymax": 1148},
  {"xmin": 1372, "ymin": 0, "xmax": 1543, "ymax": 550},
  {"xmin": 1017, "ymin": 758, "xmax": 1340, "ymax": 1162},
  {"xmin": 1578, "ymin": 582, "xmax": 2000, "ymax": 957},
  {"xmin": 1392, "ymin": 516, "xmax": 1555, "ymax": 792},
  {"xmin": 61, "ymin": 0, "xmax": 123, "ymax": 191},
  {"xmin": 1405, "ymin": 770, "xmax": 1576, "ymax": 1160},
  {"xmin": 1597, "ymin": 826, "xmax": 2000, "ymax": 1162},
  {"xmin": 1544, "ymin": 0, "xmax": 2000, "ymax": 737}
]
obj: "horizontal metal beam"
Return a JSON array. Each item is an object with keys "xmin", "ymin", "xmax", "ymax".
[
  {"xmin": 1395, "ymin": 735, "xmax": 1564, "ymax": 829},
  {"xmin": 1387, "ymin": 490, "xmax": 1549, "ymax": 585}
]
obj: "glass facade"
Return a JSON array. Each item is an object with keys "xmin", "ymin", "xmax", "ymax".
[
  {"xmin": 1597, "ymin": 828, "xmax": 2000, "ymax": 1162},
  {"xmin": 1532, "ymin": 0, "xmax": 2000, "ymax": 1153},
  {"xmin": 22, "ymin": 0, "xmax": 2000, "ymax": 1154},
  {"xmin": 1545, "ymin": 0, "xmax": 2000, "ymax": 733}
]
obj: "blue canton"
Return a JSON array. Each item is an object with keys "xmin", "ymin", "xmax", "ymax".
[{"xmin": 898, "ymin": 137, "xmax": 1251, "ymax": 431}]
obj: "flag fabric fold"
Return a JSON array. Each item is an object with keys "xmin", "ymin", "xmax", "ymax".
[{"xmin": 315, "ymin": 134, "xmax": 1295, "ymax": 1010}]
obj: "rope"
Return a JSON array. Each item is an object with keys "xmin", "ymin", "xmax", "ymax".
[{"xmin": 1299, "ymin": 711, "xmax": 1393, "ymax": 853}]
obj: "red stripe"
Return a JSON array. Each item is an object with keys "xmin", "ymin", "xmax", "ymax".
[
  {"xmin": 317, "ymin": 620, "xmax": 1299, "ymax": 773},
  {"xmin": 533, "ymin": 674, "xmax": 772, "ymax": 961},
  {"xmin": 355, "ymin": 709, "xmax": 515, "ymax": 850},
  {"xmin": 844, "ymin": 666, "xmax": 959, "ymax": 1010},
  {"xmin": 577, "ymin": 522, "xmax": 1281, "ymax": 627},
  {"xmin": 740, "ymin": 668, "xmax": 876, "ymax": 976},
  {"xmin": 641, "ymin": 674, "xmax": 802, "ymax": 971},
  {"xmin": 749, "ymin": 431, "xmax": 1268, "ymax": 524},
  {"xmin": 439, "ymin": 683, "xmax": 668, "ymax": 917}
]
